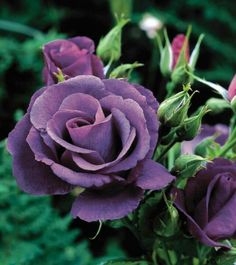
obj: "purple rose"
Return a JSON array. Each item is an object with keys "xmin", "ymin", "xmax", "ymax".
[
  {"xmin": 8, "ymin": 76, "xmax": 175, "ymax": 222},
  {"xmin": 182, "ymin": 124, "xmax": 229, "ymax": 154},
  {"xmin": 173, "ymin": 158, "xmax": 236, "ymax": 248},
  {"xmin": 43, "ymin": 36, "xmax": 105, "ymax": 85}
]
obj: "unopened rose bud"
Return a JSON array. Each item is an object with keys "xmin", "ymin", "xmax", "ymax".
[
  {"xmin": 172, "ymin": 154, "xmax": 209, "ymax": 188},
  {"xmin": 158, "ymin": 87, "xmax": 191, "ymax": 127},
  {"xmin": 171, "ymin": 64, "xmax": 192, "ymax": 85},
  {"xmin": 206, "ymin": 98, "xmax": 230, "ymax": 114},
  {"xmin": 176, "ymin": 106, "xmax": 209, "ymax": 141},
  {"xmin": 97, "ymin": 18, "xmax": 129, "ymax": 62},
  {"xmin": 171, "ymin": 34, "xmax": 189, "ymax": 70},
  {"xmin": 155, "ymin": 197, "xmax": 179, "ymax": 237},
  {"xmin": 160, "ymin": 30, "xmax": 173, "ymax": 77}
]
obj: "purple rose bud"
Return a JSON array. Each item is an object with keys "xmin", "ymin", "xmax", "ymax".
[
  {"xmin": 43, "ymin": 36, "xmax": 105, "ymax": 85},
  {"xmin": 171, "ymin": 34, "xmax": 190, "ymax": 69},
  {"xmin": 228, "ymin": 74, "xmax": 236, "ymax": 101},
  {"xmin": 182, "ymin": 124, "xmax": 229, "ymax": 154},
  {"xmin": 172, "ymin": 158, "xmax": 236, "ymax": 248},
  {"xmin": 7, "ymin": 76, "xmax": 175, "ymax": 222}
]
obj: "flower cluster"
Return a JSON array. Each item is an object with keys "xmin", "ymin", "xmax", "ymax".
[{"xmin": 6, "ymin": 22, "xmax": 236, "ymax": 264}]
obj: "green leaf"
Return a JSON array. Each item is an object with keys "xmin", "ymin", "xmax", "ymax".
[
  {"xmin": 187, "ymin": 72, "xmax": 229, "ymax": 100},
  {"xmin": 189, "ymin": 34, "xmax": 204, "ymax": 70},
  {"xmin": 137, "ymin": 192, "xmax": 163, "ymax": 249}
]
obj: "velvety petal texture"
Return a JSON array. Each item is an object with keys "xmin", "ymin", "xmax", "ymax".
[
  {"xmin": 173, "ymin": 158, "xmax": 236, "ymax": 248},
  {"xmin": 43, "ymin": 36, "xmax": 104, "ymax": 85},
  {"xmin": 8, "ymin": 75, "xmax": 175, "ymax": 222}
]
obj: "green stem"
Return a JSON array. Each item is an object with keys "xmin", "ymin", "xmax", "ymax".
[
  {"xmin": 122, "ymin": 217, "xmax": 140, "ymax": 242},
  {"xmin": 218, "ymin": 138, "xmax": 236, "ymax": 157},
  {"xmin": 162, "ymin": 242, "xmax": 172, "ymax": 265},
  {"xmin": 154, "ymin": 136, "xmax": 178, "ymax": 161}
]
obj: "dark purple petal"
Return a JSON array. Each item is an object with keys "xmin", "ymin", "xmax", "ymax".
[
  {"xmin": 208, "ymin": 173, "xmax": 236, "ymax": 219},
  {"xmin": 69, "ymin": 36, "xmax": 95, "ymax": 53},
  {"xmin": 133, "ymin": 83, "xmax": 158, "ymax": 112},
  {"xmin": 100, "ymin": 95, "xmax": 150, "ymax": 173},
  {"xmin": 204, "ymin": 193, "xmax": 236, "ymax": 239},
  {"xmin": 59, "ymin": 92, "xmax": 105, "ymax": 122},
  {"xmin": 7, "ymin": 114, "xmax": 73, "ymax": 195},
  {"xmin": 193, "ymin": 174, "xmax": 220, "ymax": 228},
  {"xmin": 172, "ymin": 188, "xmax": 230, "ymax": 248},
  {"xmin": 71, "ymin": 185, "xmax": 143, "ymax": 222},
  {"xmin": 67, "ymin": 114, "xmax": 116, "ymax": 161},
  {"xmin": 91, "ymin": 54, "xmax": 105, "ymax": 79},
  {"xmin": 26, "ymin": 126, "xmax": 121, "ymax": 188},
  {"xmin": 62, "ymin": 55, "xmax": 94, "ymax": 77},
  {"xmin": 48, "ymin": 40, "xmax": 81, "ymax": 67},
  {"xmin": 103, "ymin": 79, "xmax": 158, "ymax": 157},
  {"xmin": 30, "ymin": 76, "xmax": 108, "ymax": 130},
  {"xmin": 72, "ymin": 127, "xmax": 136, "ymax": 171},
  {"xmin": 135, "ymin": 159, "xmax": 175, "ymax": 189}
]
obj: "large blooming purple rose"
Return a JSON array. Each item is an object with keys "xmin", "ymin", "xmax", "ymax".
[
  {"xmin": 173, "ymin": 158, "xmax": 236, "ymax": 248},
  {"xmin": 43, "ymin": 36, "xmax": 104, "ymax": 85},
  {"xmin": 8, "ymin": 76, "xmax": 175, "ymax": 222}
]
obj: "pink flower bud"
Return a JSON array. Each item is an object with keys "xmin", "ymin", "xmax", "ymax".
[
  {"xmin": 171, "ymin": 34, "xmax": 190, "ymax": 69},
  {"xmin": 228, "ymin": 74, "xmax": 236, "ymax": 101}
]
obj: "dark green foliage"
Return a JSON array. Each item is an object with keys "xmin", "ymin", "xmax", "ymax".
[
  {"xmin": 0, "ymin": 140, "xmax": 93, "ymax": 265},
  {"xmin": 131, "ymin": 0, "xmax": 236, "ymax": 83}
]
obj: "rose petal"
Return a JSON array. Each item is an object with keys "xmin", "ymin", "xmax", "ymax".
[
  {"xmin": 67, "ymin": 114, "xmax": 117, "ymax": 161},
  {"xmin": 205, "ymin": 193, "xmax": 236, "ymax": 239},
  {"xmin": 100, "ymin": 95, "xmax": 150, "ymax": 173},
  {"xmin": 30, "ymin": 76, "xmax": 108, "ymax": 130},
  {"xmin": 62, "ymin": 55, "xmax": 94, "ymax": 77},
  {"xmin": 46, "ymin": 109, "xmax": 102, "ymax": 157},
  {"xmin": 26, "ymin": 127, "xmax": 121, "ymax": 188},
  {"xmin": 59, "ymin": 92, "xmax": 105, "ymax": 122},
  {"xmin": 208, "ymin": 173, "xmax": 236, "ymax": 219},
  {"xmin": 71, "ymin": 185, "xmax": 143, "ymax": 222},
  {"xmin": 91, "ymin": 54, "xmax": 105, "ymax": 78},
  {"xmin": 72, "ymin": 127, "xmax": 136, "ymax": 171},
  {"xmin": 193, "ymin": 174, "xmax": 220, "ymax": 228},
  {"xmin": 135, "ymin": 159, "xmax": 175, "ymax": 190},
  {"xmin": 103, "ymin": 79, "xmax": 158, "ymax": 157},
  {"xmin": 7, "ymin": 114, "xmax": 73, "ymax": 195},
  {"xmin": 70, "ymin": 36, "xmax": 95, "ymax": 53},
  {"xmin": 172, "ymin": 188, "xmax": 230, "ymax": 248}
]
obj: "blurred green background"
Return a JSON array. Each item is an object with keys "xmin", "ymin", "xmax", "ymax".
[{"xmin": 0, "ymin": 0, "xmax": 235, "ymax": 264}]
